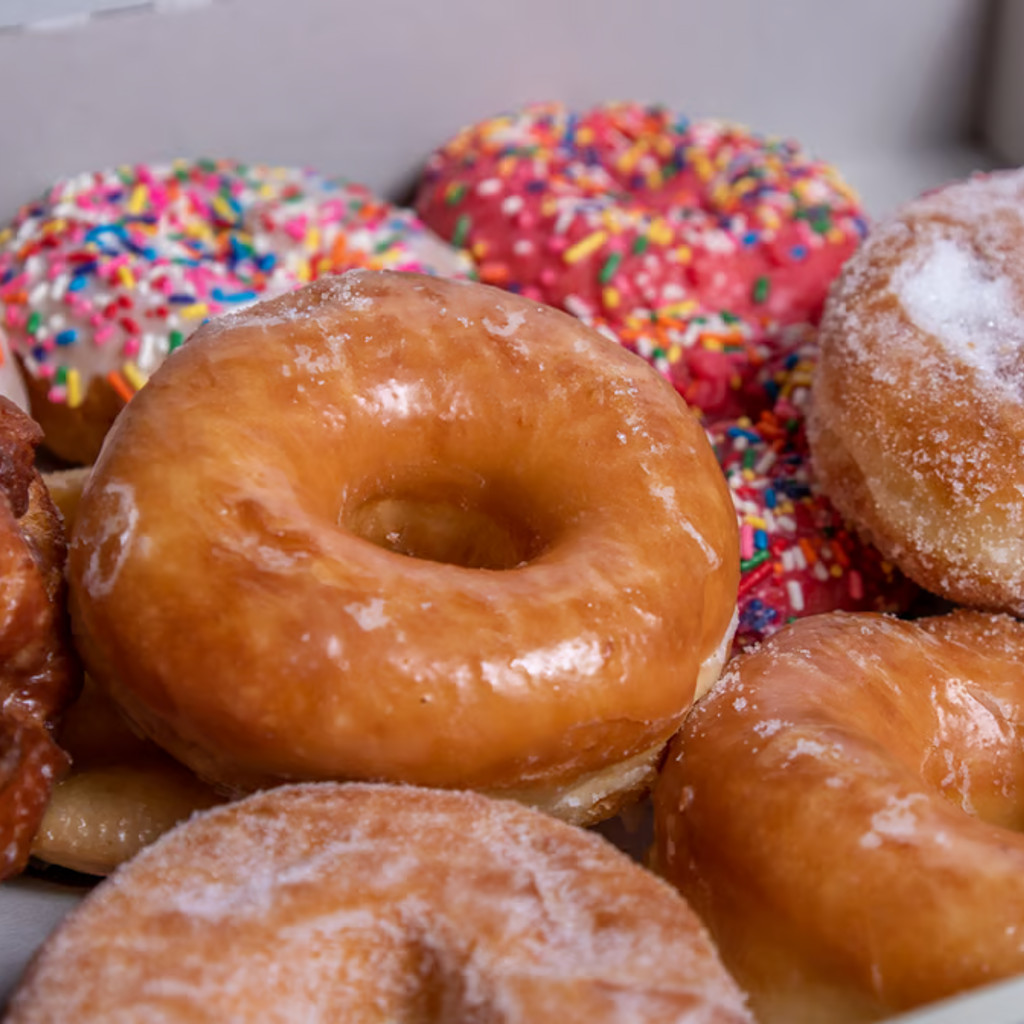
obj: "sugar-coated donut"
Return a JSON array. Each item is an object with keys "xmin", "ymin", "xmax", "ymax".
[
  {"xmin": 0, "ymin": 160, "xmax": 473, "ymax": 464},
  {"xmin": 652, "ymin": 610, "xmax": 1024, "ymax": 1023},
  {"xmin": 7, "ymin": 783, "xmax": 753, "ymax": 1023},
  {"xmin": 711, "ymin": 335, "xmax": 916, "ymax": 647},
  {"xmin": 416, "ymin": 101, "xmax": 867, "ymax": 420},
  {"xmin": 809, "ymin": 169, "xmax": 1024, "ymax": 614},
  {"xmin": 0, "ymin": 399, "xmax": 80, "ymax": 879},
  {"xmin": 67, "ymin": 270, "xmax": 739, "ymax": 826}
]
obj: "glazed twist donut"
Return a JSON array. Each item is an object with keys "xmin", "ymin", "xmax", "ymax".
[
  {"xmin": 653, "ymin": 610, "xmax": 1024, "ymax": 1022},
  {"xmin": 0, "ymin": 399, "xmax": 80, "ymax": 879},
  {"xmin": 0, "ymin": 160, "xmax": 472, "ymax": 464},
  {"xmin": 416, "ymin": 101, "xmax": 866, "ymax": 420},
  {"xmin": 7, "ymin": 784, "xmax": 753, "ymax": 1023},
  {"xmin": 67, "ymin": 270, "xmax": 738, "ymax": 826},
  {"xmin": 809, "ymin": 169, "xmax": 1024, "ymax": 614}
]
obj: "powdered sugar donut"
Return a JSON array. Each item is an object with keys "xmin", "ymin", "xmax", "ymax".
[
  {"xmin": 809, "ymin": 169, "xmax": 1024, "ymax": 614},
  {"xmin": 8, "ymin": 784, "xmax": 754, "ymax": 1023},
  {"xmin": 416, "ymin": 101, "xmax": 867, "ymax": 420},
  {"xmin": 711, "ymin": 333, "xmax": 916, "ymax": 647},
  {"xmin": 0, "ymin": 160, "xmax": 473, "ymax": 464}
]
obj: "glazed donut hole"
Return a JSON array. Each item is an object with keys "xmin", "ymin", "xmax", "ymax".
[{"xmin": 343, "ymin": 477, "xmax": 549, "ymax": 571}]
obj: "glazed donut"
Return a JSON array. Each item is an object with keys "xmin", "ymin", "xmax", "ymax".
[
  {"xmin": 652, "ymin": 610, "xmax": 1024, "ymax": 1022},
  {"xmin": 0, "ymin": 159, "xmax": 473, "ymax": 464},
  {"xmin": 30, "ymin": 677, "xmax": 222, "ymax": 877},
  {"xmin": 0, "ymin": 399, "xmax": 80, "ymax": 879},
  {"xmin": 710, "ymin": 335, "xmax": 916, "ymax": 647},
  {"xmin": 808, "ymin": 169, "xmax": 1024, "ymax": 614},
  {"xmin": 0, "ymin": 325, "xmax": 29, "ymax": 412},
  {"xmin": 67, "ymin": 270, "xmax": 739, "ymax": 825},
  {"xmin": 7, "ymin": 783, "xmax": 753, "ymax": 1023},
  {"xmin": 415, "ymin": 101, "xmax": 867, "ymax": 420}
]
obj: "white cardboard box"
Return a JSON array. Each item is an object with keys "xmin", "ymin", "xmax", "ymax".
[{"xmin": 0, "ymin": 0, "xmax": 1018, "ymax": 1019}]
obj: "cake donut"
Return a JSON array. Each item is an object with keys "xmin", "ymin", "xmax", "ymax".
[
  {"xmin": 67, "ymin": 270, "xmax": 739, "ymax": 826},
  {"xmin": 711, "ymin": 334, "xmax": 916, "ymax": 647},
  {"xmin": 7, "ymin": 783, "xmax": 753, "ymax": 1023},
  {"xmin": 652, "ymin": 610, "xmax": 1024, "ymax": 1022},
  {"xmin": 416, "ymin": 101, "xmax": 867, "ymax": 420},
  {"xmin": 0, "ymin": 399, "xmax": 80, "ymax": 880},
  {"xmin": 0, "ymin": 159, "xmax": 473, "ymax": 464},
  {"xmin": 809, "ymin": 169, "xmax": 1024, "ymax": 614}
]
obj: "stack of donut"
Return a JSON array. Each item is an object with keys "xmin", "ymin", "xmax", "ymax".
[
  {"xmin": 650, "ymin": 169, "xmax": 1024, "ymax": 1021},
  {"xmin": 4, "ymin": 122, "xmax": 1024, "ymax": 1024}
]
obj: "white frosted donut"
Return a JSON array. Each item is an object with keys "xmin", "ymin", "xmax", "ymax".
[{"xmin": 0, "ymin": 160, "xmax": 472, "ymax": 463}]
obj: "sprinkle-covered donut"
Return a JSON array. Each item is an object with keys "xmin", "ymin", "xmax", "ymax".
[
  {"xmin": 416, "ymin": 101, "xmax": 867, "ymax": 419},
  {"xmin": 0, "ymin": 159, "xmax": 473, "ymax": 463},
  {"xmin": 710, "ymin": 332, "xmax": 916, "ymax": 647}
]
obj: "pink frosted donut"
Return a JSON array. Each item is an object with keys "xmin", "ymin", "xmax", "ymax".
[
  {"xmin": 416, "ymin": 101, "xmax": 867, "ymax": 420},
  {"xmin": 0, "ymin": 159, "xmax": 472, "ymax": 464}
]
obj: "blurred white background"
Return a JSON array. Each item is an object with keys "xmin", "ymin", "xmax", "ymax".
[{"xmin": 0, "ymin": 0, "xmax": 1008, "ymax": 217}]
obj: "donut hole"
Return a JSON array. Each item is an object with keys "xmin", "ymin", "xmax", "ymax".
[{"xmin": 345, "ymin": 489, "xmax": 546, "ymax": 570}]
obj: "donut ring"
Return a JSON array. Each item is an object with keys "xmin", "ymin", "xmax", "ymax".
[
  {"xmin": 0, "ymin": 399, "xmax": 80, "ymax": 879},
  {"xmin": 0, "ymin": 160, "xmax": 473, "ymax": 464},
  {"xmin": 809, "ymin": 169, "xmax": 1024, "ymax": 613},
  {"xmin": 67, "ymin": 270, "xmax": 739, "ymax": 825},
  {"xmin": 7, "ymin": 783, "xmax": 753, "ymax": 1023},
  {"xmin": 415, "ymin": 101, "xmax": 867, "ymax": 420},
  {"xmin": 653, "ymin": 610, "xmax": 1024, "ymax": 1022}
]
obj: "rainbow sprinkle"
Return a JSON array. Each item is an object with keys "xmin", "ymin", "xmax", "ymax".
[
  {"xmin": 709, "ymin": 338, "xmax": 917, "ymax": 648},
  {"xmin": 416, "ymin": 102, "xmax": 868, "ymax": 422},
  {"xmin": 0, "ymin": 159, "xmax": 474, "ymax": 407}
]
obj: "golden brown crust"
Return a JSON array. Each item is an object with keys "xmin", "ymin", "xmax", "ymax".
[
  {"xmin": 67, "ymin": 271, "xmax": 738, "ymax": 819},
  {"xmin": 808, "ymin": 170, "xmax": 1024, "ymax": 613},
  {"xmin": 0, "ymin": 398, "xmax": 80, "ymax": 879},
  {"xmin": 7, "ymin": 783, "xmax": 753, "ymax": 1023},
  {"xmin": 653, "ymin": 610, "xmax": 1024, "ymax": 1023}
]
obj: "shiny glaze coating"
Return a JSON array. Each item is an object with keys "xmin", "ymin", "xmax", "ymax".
[
  {"xmin": 7, "ymin": 784, "xmax": 753, "ymax": 1023},
  {"xmin": 0, "ymin": 399, "xmax": 80, "ymax": 879},
  {"xmin": 68, "ymin": 271, "xmax": 738, "ymax": 820},
  {"xmin": 653, "ymin": 610, "xmax": 1024, "ymax": 1023},
  {"xmin": 809, "ymin": 169, "xmax": 1024, "ymax": 613}
]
